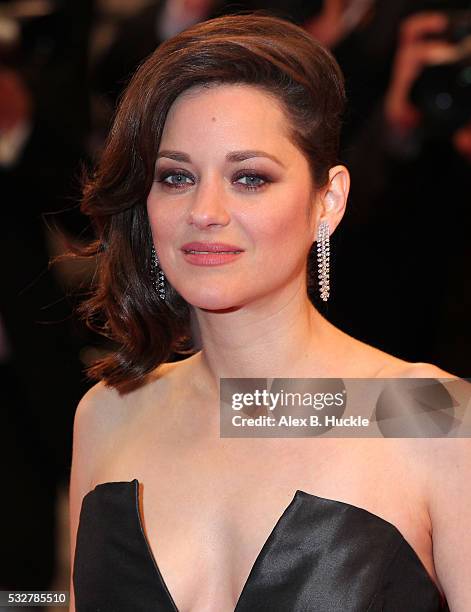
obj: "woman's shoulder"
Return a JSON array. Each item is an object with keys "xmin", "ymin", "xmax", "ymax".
[
  {"xmin": 73, "ymin": 379, "xmax": 123, "ymax": 435},
  {"xmin": 73, "ymin": 359, "xmax": 181, "ymax": 431},
  {"xmin": 71, "ymin": 361, "xmax": 181, "ymax": 484},
  {"xmin": 392, "ymin": 360, "xmax": 460, "ymax": 380},
  {"xmin": 375, "ymin": 357, "xmax": 471, "ymax": 521},
  {"xmin": 71, "ymin": 380, "xmax": 130, "ymax": 475},
  {"xmin": 342, "ymin": 330, "xmax": 459, "ymax": 380}
]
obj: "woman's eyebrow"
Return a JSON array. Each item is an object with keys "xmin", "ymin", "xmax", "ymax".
[
  {"xmin": 156, "ymin": 149, "xmax": 286, "ymax": 168},
  {"xmin": 226, "ymin": 150, "xmax": 286, "ymax": 167}
]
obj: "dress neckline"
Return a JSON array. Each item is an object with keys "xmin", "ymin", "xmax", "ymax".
[{"xmin": 82, "ymin": 478, "xmax": 445, "ymax": 611}]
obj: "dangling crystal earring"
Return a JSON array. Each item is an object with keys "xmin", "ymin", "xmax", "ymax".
[
  {"xmin": 151, "ymin": 245, "xmax": 166, "ymax": 300},
  {"xmin": 316, "ymin": 220, "xmax": 330, "ymax": 302}
]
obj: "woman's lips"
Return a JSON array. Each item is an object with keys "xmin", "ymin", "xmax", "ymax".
[{"xmin": 180, "ymin": 242, "xmax": 244, "ymax": 266}]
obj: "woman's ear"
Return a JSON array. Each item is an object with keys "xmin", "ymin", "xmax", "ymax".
[{"xmin": 319, "ymin": 165, "xmax": 350, "ymax": 232}]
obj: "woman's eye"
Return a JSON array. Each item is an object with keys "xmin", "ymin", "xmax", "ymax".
[
  {"xmin": 155, "ymin": 170, "xmax": 270, "ymax": 191},
  {"xmin": 156, "ymin": 171, "xmax": 193, "ymax": 189},
  {"xmin": 234, "ymin": 173, "xmax": 269, "ymax": 191}
]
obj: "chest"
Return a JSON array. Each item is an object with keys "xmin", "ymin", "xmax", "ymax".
[{"xmin": 90, "ymin": 430, "xmax": 438, "ymax": 611}]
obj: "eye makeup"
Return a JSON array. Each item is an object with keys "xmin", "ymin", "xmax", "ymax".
[{"xmin": 154, "ymin": 168, "xmax": 274, "ymax": 192}]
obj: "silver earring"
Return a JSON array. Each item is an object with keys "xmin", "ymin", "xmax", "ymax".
[
  {"xmin": 316, "ymin": 220, "xmax": 330, "ymax": 302},
  {"xmin": 151, "ymin": 245, "xmax": 166, "ymax": 300}
]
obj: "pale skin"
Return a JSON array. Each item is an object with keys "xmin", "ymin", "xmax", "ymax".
[{"xmin": 69, "ymin": 83, "xmax": 471, "ymax": 611}]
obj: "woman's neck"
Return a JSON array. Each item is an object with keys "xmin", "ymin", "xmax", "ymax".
[{"xmin": 191, "ymin": 284, "xmax": 345, "ymax": 389}]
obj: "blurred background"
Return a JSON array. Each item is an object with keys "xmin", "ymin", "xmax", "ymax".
[{"xmin": 0, "ymin": 0, "xmax": 470, "ymax": 608}]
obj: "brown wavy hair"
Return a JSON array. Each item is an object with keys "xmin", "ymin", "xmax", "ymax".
[{"xmin": 65, "ymin": 11, "xmax": 346, "ymax": 394}]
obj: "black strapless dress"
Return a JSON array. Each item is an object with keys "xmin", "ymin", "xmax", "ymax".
[{"xmin": 73, "ymin": 479, "xmax": 450, "ymax": 611}]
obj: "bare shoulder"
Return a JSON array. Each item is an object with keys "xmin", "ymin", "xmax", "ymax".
[
  {"xmin": 382, "ymin": 359, "xmax": 470, "ymax": 464},
  {"xmin": 359, "ymin": 340, "xmax": 460, "ymax": 380},
  {"xmin": 69, "ymin": 377, "xmax": 143, "ymax": 502},
  {"xmin": 376, "ymin": 358, "xmax": 467, "ymax": 454},
  {"xmin": 69, "ymin": 379, "xmax": 120, "ymax": 608},
  {"xmin": 69, "ymin": 379, "xmax": 130, "ymax": 516},
  {"xmin": 71, "ymin": 358, "xmax": 191, "ymax": 475},
  {"xmin": 379, "ymin": 361, "xmax": 471, "ymax": 606},
  {"xmin": 68, "ymin": 362, "xmax": 178, "ymax": 609},
  {"xmin": 74, "ymin": 359, "xmax": 182, "ymax": 431},
  {"xmin": 396, "ymin": 360, "xmax": 471, "ymax": 475},
  {"xmin": 73, "ymin": 380, "xmax": 124, "ymax": 442},
  {"xmin": 397, "ymin": 361, "xmax": 460, "ymax": 380},
  {"xmin": 335, "ymin": 330, "xmax": 446, "ymax": 378},
  {"xmin": 349, "ymin": 344, "xmax": 468, "ymax": 461},
  {"xmin": 370, "ymin": 357, "xmax": 471, "ymax": 604}
]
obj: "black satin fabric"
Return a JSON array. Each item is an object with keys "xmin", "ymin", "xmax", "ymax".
[{"xmin": 73, "ymin": 480, "xmax": 450, "ymax": 611}]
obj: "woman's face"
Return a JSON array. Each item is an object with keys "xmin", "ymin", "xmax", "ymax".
[{"xmin": 146, "ymin": 83, "xmax": 320, "ymax": 311}]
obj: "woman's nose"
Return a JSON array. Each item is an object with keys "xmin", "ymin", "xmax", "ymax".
[{"xmin": 186, "ymin": 177, "xmax": 231, "ymax": 229}]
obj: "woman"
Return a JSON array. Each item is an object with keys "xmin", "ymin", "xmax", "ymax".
[{"xmin": 69, "ymin": 12, "xmax": 470, "ymax": 611}]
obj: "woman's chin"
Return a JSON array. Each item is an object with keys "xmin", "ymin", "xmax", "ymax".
[
  {"xmin": 191, "ymin": 299, "xmax": 243, "ymax": 313},
  {"xmin": 199, "ymin": 304, "xmax": 242, "ymax": 313},
  {"xmin": 181, "ymin": 290, "xmax": 244, "ymax": 313}
]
